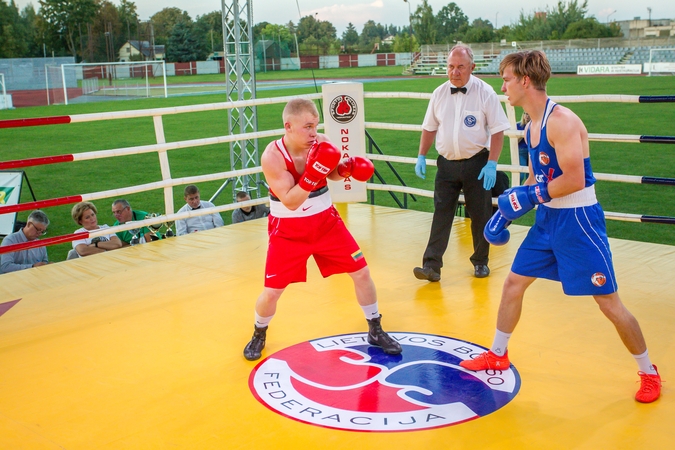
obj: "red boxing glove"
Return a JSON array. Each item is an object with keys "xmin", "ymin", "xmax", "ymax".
[
  {"xmin": 298, "ymin": 142, "xmax": 341, "ymax": 191},
  {"xmin": 337, "ymin": 156, "xmax": 374, "ymax": 182}
]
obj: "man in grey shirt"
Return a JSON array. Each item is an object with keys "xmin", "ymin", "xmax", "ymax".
[
  {"xmin": 232, "ymin": 191, "xmax": 269, "ymax": 224},
  {"xmin": 1, "ymin": 210, "xmax": 51, "ymax": 274}
]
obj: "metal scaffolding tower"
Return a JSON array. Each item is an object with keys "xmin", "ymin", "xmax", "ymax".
[{"xmin": 219, "ymin": 0, "xmax": 260, "ymax": 200}]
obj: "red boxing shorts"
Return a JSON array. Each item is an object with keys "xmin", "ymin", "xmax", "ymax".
[{"xmin": 264, "ymin": 206, "xmax": 367, "ymax": 289}]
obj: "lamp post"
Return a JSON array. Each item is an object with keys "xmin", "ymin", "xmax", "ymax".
[
  {"xmin": 647, "ymin": 7, "xmax": 652, "ymax": 27},
  {"xmin": 403, "ymin": 0, "xmax": 413, "ymax": 36},
  {"xmin": 607, "ymin": 9, "xmax": 616, "ymax": 24}
]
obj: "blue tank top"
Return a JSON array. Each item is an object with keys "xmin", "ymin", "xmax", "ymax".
[{"xmin": 526, "ymin": 99, "xmax": 596, "ymax": 187}]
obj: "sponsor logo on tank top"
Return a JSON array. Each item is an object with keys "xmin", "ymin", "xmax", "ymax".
[
  {"xmin": 249, "ymin": 333, "xmax": 520, "ymax": 432},
  {"xmin": 538, "ymin": 151, "xmax": 550, "ymax": 165}
]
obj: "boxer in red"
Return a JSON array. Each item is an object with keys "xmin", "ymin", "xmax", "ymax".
[{"xmin": 243, "ymin": 98, "xmax": 401, "ymax": 361}]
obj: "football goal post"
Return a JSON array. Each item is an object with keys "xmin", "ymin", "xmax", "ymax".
[{"xmin": 46, "ymin": 61, "xmax": 168, "ymax": 105}]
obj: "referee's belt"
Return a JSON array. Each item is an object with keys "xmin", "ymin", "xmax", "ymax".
[
  {"xmin": 270, "ymin": 185, "xmax": 328, "ymax": 202},
  {"xmin": 444, "ymin": 147, "xmax": 488, "ymax": 161}
]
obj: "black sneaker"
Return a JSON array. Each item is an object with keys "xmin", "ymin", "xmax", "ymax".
[
  {"xmin": 243, "ymin": 325, "xmax": 268, "ymax": 361},
  {"xmin": 366, "ymin": 315, "xmax": 402, "ymax": 355},
  {"xmin": 413, "ymin": 266, "xmax": 441, "ymax": 282},
  {"xmin": 474, "ymin": 265, "xmax": 490, "ymax": 278}
]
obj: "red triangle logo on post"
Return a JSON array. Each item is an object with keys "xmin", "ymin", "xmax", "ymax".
[{"xmin": 0, "ymin": 299, "xmax": 21, "ymax": 318}]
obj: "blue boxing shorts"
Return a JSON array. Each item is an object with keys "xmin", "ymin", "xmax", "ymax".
[{"xmin": 511, "ymin": 202, "xmax": 618, "ymax": 296}]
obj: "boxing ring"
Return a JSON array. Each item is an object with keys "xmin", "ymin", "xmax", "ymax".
[
  {"xmin": 1, "ymin": 89, "xmax": 675, "ymax": 448},
  {"xmin": 1, "ymin": 206, "xmax": 674, "ymax": 448}
]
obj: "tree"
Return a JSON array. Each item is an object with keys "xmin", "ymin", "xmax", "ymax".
[
  {"xmin": 436, "ymin": 2, "xmax": 468, "ymax": 44},
  {"xmin": 89, "ymin": 1, "xmax": 123, "ymax": 62},
  {"xmin": 258, "ymin": 22, "xmax": 294, "ymax": 59},
  {"xmin": 22, "ymin": 3, "xmax": 43, "ymax": 57},
  {"xmin": 546, "ymin": 0, "xmax": 588, "ymax": 39},
  {"xmin": 508, "ymin": 11, "xmax": 552, "ymax": 41},
  {"xmin": 296, "ymin": 15, "xmax": 336, "ymax": 55},
  {"xmin": 0, "ymin": 0, "xmax": 28, "ymax": 57},
  {"xmin": 150, "ymin": 7, "xmax": 191, "ymax": 45},
  {"xmin": 412, "ymin": 0, "xmax": 437, "ymax": 45},
  {"xmin": 342, "ymin": 22, "xmax": 358, "ymax": 48},
  {"xmin": 117, "ymin": 0, "xmax": 139, "ymax": 44},
  {"xmin": 194, "ymin": 11, "xmax": 222, "ymax": 57},
  {"xmin": 38, "ymin": 0, "xmax": 100, "ymax": 60},
  {"xmin": 359, "ymin": 20, "xmax": 384, "ymax": 49},
  {"xmin": 252, "ymin": 21, "xmax": 269, "ymax": 39},
  {"xmin": 166, "ymin": 19, "xmax": 200, "ymax": 62},
  {"xmin": 461, "ymin": 18, "xmax": 495, "ymax": 43},
  {"xmin": 392, "ymin": 32, "xmax": 418, "ymax": 52},
  {"xmin": 259, "ymin": 23, "xmax": 293, "ymax": 46},
  {"xmin": 562, "ymin": 18, "xmax": 621, "ymax": 39}
]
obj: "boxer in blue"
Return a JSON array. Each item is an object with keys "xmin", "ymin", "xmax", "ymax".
[{"xmin": 462, "ymin": 50, "xmax": 661, "ymax": 403}]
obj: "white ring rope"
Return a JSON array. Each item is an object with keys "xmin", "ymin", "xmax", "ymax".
[
  {"xmin": 2, "ymin": 90, "xmax": 672, "ymax": 246},
  {"xmin": 67, "ymin": 93, "xmax": 322, "ymax": 123}
]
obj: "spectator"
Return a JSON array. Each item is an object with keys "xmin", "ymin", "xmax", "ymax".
[
  {"xmin": 175, "ymin": 185, "xmax": 224, "ymax": 235},
  {"xmin": 71, "ymin": 202, "xmax": 122, "ymax": 257},
  {"xmin": 111, "ymin": 199, "xmax": 161, "ymax": 246},
  {"xmin": 413, "ymin": 44, "xmax": 510, "ymax": 281},
  {"xmin": 1, "ymin": 210, "xmax": 51, "ymax": 273},
  {"xmin": 232, "ymin": 191, "xmax": 270, "ymax": 224},
  {"xmin": 517, "ymin": 112, "xmax": 531, "ymax": 183}
]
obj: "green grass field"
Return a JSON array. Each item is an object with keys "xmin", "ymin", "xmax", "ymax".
[{"xmin": 2, "ymin": 66, "xmax": 674, "ymax": 263}]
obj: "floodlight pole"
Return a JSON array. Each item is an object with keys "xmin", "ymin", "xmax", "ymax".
[
  {"xmin": 216, "ymin": 0, "xmax": 260, "ymax": 202},
  {"xmin": 404, "ymin": 0, "xmax": 413, "ymax": 36}
]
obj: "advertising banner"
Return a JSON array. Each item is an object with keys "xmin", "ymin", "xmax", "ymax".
[
  {"xmin": 577, "ymin": 64, "xmax": 642, "ymax": 75},
  {"xmin": 0, "ymin": 171, "xmax": 23, "ymax": 236},
  {"xmin": 321, "ymin": 82, "xmax": 368, "ymax": 203}
]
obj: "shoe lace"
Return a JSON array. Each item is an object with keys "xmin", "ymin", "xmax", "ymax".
[{"xmin": 637, "ymin": 372, "xmax": 663, "ymax": 392}]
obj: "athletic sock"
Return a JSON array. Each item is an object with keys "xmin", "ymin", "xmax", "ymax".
[
  {"xmin": 254, "ymin": 312, "xmax": 274, "ymax": 328},
  {"xmin": 633, "ymin": 349, "xmax": 658, "ymax": 375},
  {"xmin": 361, "ymin": 302, "xmax": 380, "ymax": 320},
  {"xmin": 490, "ymin": 329, "xmax": 512, "ymax": 357}
]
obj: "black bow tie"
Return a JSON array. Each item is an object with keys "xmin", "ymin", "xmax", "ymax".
[{"xmin": 451, "ymin": 87, "xmax": 467, "ymax": 94}]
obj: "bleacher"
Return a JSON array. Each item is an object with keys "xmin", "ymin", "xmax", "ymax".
[
  {"xmin": 408, "ymin": 51, "xmax": 500, "ymax": 75},
  {"xmin": 409, "ymin": 45, "xmax": 674, "ymax": 75},
  {"xmin": 406, "ymin": 53, "xmax": 449, "ymax": 75},
  {"xmin": 628, "ymin": 46, "xmax": 675, "ymax": 64}
]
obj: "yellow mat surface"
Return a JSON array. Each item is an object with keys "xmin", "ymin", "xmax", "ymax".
[{"xmin": 0, "ymin": 204, "xmax": 672, "ymax": 449}]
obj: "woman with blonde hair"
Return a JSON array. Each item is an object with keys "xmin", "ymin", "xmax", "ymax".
[{"xmin": 70, "ymin": 201, "xmax": 122, "ymax": 257}]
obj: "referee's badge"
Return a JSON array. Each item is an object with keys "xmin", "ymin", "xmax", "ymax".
[{"xmin": 464, "ymin": 115, "xmax": 477, "ymax": 127}]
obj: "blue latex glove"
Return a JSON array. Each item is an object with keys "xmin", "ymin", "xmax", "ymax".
[
  {"xmin": 415, "ymin": 155, "xmax": 426, "ymax": 179},
  {"xmin": 478, "ymin": 160, "xmax": 497, "ymax": 190}
]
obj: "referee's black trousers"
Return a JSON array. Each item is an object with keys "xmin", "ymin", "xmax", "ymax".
[{"xmin": 422, "ymin": 150, "xmax": 493, "ymax": 273}]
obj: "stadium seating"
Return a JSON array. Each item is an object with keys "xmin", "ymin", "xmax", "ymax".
[{"xmin": 410, "ymin": 45, "xmax": 673, "ymax": 75}]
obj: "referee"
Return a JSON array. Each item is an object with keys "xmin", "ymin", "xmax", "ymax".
[{"xmin": 414, "ymin": 44, "xmax": 510, "ymax": 281}]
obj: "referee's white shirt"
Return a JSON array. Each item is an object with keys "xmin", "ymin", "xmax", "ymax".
[{"xmin": 422, "ymin": 75, "xmax": 510, "ymax": 161}]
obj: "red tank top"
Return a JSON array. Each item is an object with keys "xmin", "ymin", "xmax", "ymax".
[{"xmin": 269, "ymin": 138, "xmax": 327, "ymax": 198}]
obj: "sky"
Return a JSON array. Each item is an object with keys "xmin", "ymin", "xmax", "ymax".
[{"xmin": 12, "ymin": 1, "xmax": 675, "ymax": 35}]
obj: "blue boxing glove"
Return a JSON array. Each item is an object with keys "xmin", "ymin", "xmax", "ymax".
[
  {"xmin": 478, "ymin": 160, "xmax": 498, "ymax": 190},
  {"xmin": 415, "ymin": 155, "xmax": 426, "ymax": 179},
  {"xmin": 498, "ymin": 183, "xmax": 552, "ymax": 221},
  {"xmin": 484, "ymin": 210, "xmax": 512, "ymax": 246}
]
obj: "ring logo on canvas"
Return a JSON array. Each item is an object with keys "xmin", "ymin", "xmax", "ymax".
[{"xmin": 249, "ymin": 332, "xmax": 520, "ymax": 432}]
